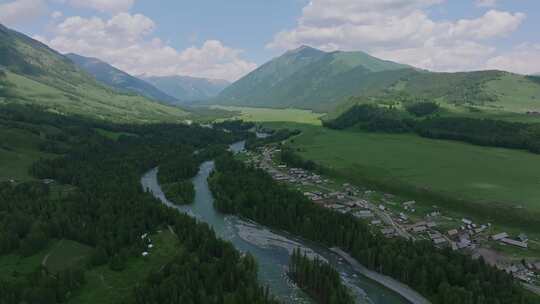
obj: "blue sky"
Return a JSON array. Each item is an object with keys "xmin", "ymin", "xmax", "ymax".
[{"xmin": 1, "ymin": 0, "xmax": 539, "ymax": 80}]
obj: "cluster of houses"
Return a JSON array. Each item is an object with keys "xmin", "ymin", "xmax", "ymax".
[
  {"xmin": 504, "ymin": 261, "xmax": 540, "ymax": 284},
  {"xmin": 244, "ymin": 145, "xmax": 539, "ymax": 286},
  {"xmin": 444, "ymin": 218, "xmax": 489, "ymax": 251},
  {"xmin": 272, "ymin": 167, "xmax": 326, "ymax": 186}
]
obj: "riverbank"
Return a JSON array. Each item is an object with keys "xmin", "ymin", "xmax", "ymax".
[
  {"xmin": 330, "ymin": 248, "xmax": 431, "ymax": 304},
  {"xmin": 141, "ymin": 144, "xmax": 411, "ymax": 303}
]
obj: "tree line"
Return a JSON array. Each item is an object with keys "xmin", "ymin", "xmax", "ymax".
[
  {"xmin": 0, "ymin": 104, "xmax": 276, "ymax": 304},
  {"xmin": 288, "ymin": 248, "xmax": 354, "ymax": 304},
  {"xmin": 324, "ymin": 104, "xmax": 540, "ymax": 154},
  {"xmin": 209, "ymin": 153, "xmax": 536, "ymax": 304}
]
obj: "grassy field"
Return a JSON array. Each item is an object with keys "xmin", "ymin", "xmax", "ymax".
[
  {"xmin": 0, "ymin": 242, "xmax": 55, "ymax": 278},
  {"xmin": 3, "ymin": 71, "xmax": 189, "ymax": 123},
  {"xmin": 70, "ymin": 230, "xmax": 179, "ymax": 304},
  {"xmin": 43, "ymin": 240, "xmax": 94, "ymax": 273},
  {"xmin": 212, "ymin": 105, "xmax": 323, "ymax": 125},
  {"xmin": 280, "ymin": 123, "xmax": 540, "ymax": 210},
  {"xmin": 0, "ymin": 126, "xmax": 52, "ymax": 181}
]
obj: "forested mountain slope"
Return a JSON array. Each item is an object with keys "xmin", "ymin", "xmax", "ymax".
[
  {"xmin": 216, "ymin": 46, "xmax": 540, "ymax": 114},
  {"xmin": 0, "ymin": 23, "xmax": 188, "ymax": 123},
  {"xmin": 66, "ymin": 53, "xmax": 179, "ymax": 104}
]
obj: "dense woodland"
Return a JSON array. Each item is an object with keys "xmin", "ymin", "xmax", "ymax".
[
  {"xmin": 210, "ymin": 154, "xmax": 536, "ymax": 304},
  {"xmin": 157, "ymin": 150, "xmax": 199, "ymax": 205},
  {"xmin": 0, "ymin": 105, "xmax": 275, "ymax": 304},
  {"xmin": 288, "ymin": 249, "xmax": 354, "ymax": 304},
  {"xmin": 280, "ymin": 147, "xmax": 319, "ymax": 172},
  {"xmin": 324, "ymin": 104, "xmax": 540, "ymax": 153}
]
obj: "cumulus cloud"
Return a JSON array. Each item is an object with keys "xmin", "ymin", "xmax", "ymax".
[
  {"xmin": 268, "ymin": 0, "xmax": 526, "ymax": 72},
  {"xmin": 37, "ymin": 13, "xmax": 256, "ymax": 81},
  {"xmin": 485, "ymin": 44, "xmax": 540, "ymax": 75},
  {"xmin": 67, "ymin": 0, "xmax": 135, "ymax": 13},
  {"xmin": 51, "ymin": 11, "xmax": 63, "ymax": 19},
  {"xmin": 0, "ymin": 0, "xmax": 48, "ymax": 27},
  {"xmin": 476, "ymin": 0, "xmax": 497, "ymax": 8}
]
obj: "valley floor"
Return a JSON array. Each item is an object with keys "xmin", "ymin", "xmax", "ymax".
[{"xmin": 224, "ymin": 106, "xmax": 540, "ymax": 264}]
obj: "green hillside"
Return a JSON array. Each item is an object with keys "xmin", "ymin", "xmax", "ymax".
[
  {"xmin": 216, "ymin": 46, "xmax": 409, "ymax": 111},
  {"xmin": 216, "ymin": 46, "xmax": 540, "ymax": 115},
  {"xmin": 66, "ymin": 53, "xmax": 179, "ymax": 104},
  {"xmin": 0, "ymin": 23, "xmax": 188, "ymax": 123},
  {"xmin": 142, "ymin": 75, "xmax": 230, "ymax": 103}
]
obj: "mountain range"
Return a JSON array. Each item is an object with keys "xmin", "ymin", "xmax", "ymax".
[
  {"xmin": 0, "ymin": 23, "xmax": 188, "ymax": 122},
  {"xmin": 66, "ymin": 53, "xmax": 179, "ymax": 104},
  {"xmin": 2, "ymin": 22, "xmax": 539, "ymax": 121},
  {"xmin": 216, "ymin": 46, "xmax": 540, "ymax": 114},
  {"xmin": 141, "ymin": 75, "xmax": 230, "ymax": 103}
]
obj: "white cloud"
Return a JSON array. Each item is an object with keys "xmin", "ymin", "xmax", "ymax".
[
  {"xmin": 448, "ymin": 10, "xmax": 524, "ymax": 40},
  {"xmin": 268, "ymin": 0, "xmax": 526, "ymax": 72},
  {"xmin": 485, "ymin": 44, "xmax": 540, "ymax": 75},
  {"xmin": 0, "ymin": 0, "xmax": 47, "ymax": 27},
  {"xmin": 67, "ymin": 0, "xmax": 134, "ymax": 13},
  {"xmin": 51, "ymin": 11, "xmax": 63, "ymax": 19},
  {"xmin": 476, "ymin": 0, "xmax": 497, "ymax": 8},
  {"xmin": 38, "ymin": 13, "xmax": 256, "ymax": 81}
]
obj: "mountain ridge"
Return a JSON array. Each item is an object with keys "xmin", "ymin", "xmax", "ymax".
[
  {"xmin": 215, "ymin": 45, "xmax": 540, "ymax": 113},
  {"xmin": 66, "ymin": 53, "xmax": 179, "ymax": 104},
  {"xmin": 141, "ymin": 75, "xmax": 230, "ymax": 103}
]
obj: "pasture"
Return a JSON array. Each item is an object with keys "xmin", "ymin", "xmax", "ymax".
[
  {"xmin": 283, "ymin": 123, "xmax": 540, "ymax": 210},
  {"xmin": 212, "ymin": 105, "xmax": 323, "ymax": 125}
]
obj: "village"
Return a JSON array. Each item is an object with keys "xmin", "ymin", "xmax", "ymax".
[{"xmin": 240, "ymin": 144, "xmax": 540, "ymax": 290}]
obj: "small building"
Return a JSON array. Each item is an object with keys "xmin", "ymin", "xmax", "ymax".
[
  {"xmin": 142, "ymin": 252, "xmax": 149, "ymax": 257},
  {"xmin": 354, "ymin": 210, "xmax": 373, "ymax": 218},
  {"xmin": 447, "ymin": 229, "xmax": 459, "ymax": 237},
  {"xmin": 378, "ymin": 204, "xmax": 386, "ymax": 211},
  {"xmin": 518, "ymin": 233, "xmax": 528, "ymax": 242},
  {"xmin": 500, "ymin": 238, "xmax": 528, "ymax": 249},
  {"xmin": 492, "ymin": 232, "xmax": 509, "ymax": 241},
  {"xmin": 412, "ymin": 226, "xmax": 427, "ymax": 233},
  {"xmin": 433, "ymin": 238, "xmax": 447, "ymax": 245},
  {"xmin": 381, "ymin": 228, "xmax": 395, "ymax": 235},
  {"xmin": 371, "ymin": 220, "xmax": 382, "ymax": 225},
  {"xmin": 427, "ymin": 222, "xmax": 437, "ymax": 228},
  {"xmin": 403, "ymin": 201, "xmax": 416, "ymax": 207},
  {"xmin": 462, "ymin": 218, "xmax": 472, "ymax": 225}
]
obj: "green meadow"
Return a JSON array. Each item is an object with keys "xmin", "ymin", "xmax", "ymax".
[
  {"xmin": 212, "ymin": 105, "xmax": 323, "ymax": 125},
  {"xmin": 280, "ymin": 123, "xmax": 540, "ymax": 211}
]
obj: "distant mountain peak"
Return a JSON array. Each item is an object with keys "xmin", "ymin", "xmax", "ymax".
[
  {"xmin": 66, "ymin": 53, "xmax": 179, "ymax": 104},
  {"xmin": 287, "ymin": 45, "xmax": 325, "ymax": 55},
  {"xmin": 141, "ymin": 75, "xmax": 231, "ymax": 103}
]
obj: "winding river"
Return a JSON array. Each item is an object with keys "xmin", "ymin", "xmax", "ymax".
[{"xmin": 141, "ymin": 141, "xmax": 411, "ymax": 304}]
